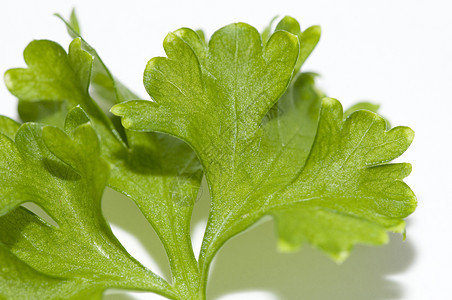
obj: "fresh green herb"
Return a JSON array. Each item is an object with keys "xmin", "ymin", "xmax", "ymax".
[{"xmin": 0, "ymin": 11, "xmax": 416, "ymax": 299}]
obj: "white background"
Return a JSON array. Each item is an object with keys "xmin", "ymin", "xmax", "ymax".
[{"xmin": 1, "ymin": 0, "xmax": 451, "ymax": 299}]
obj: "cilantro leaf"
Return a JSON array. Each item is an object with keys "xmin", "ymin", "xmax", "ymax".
[
  {"xmin": 54, "ymin": 12, "xmax": 138, "ymax": 106},
  {"xmin": 5, "ymin": 13, "xmax": 203, "ymax": 298},
  {"xmin": 274, "ymin": 16, "xmax": 321, "ymax": 74},
  {"xmin": 3, "ymin": 12, "xmax": 416, "ymax": 299},
  {"xmin": 0, "ymin": 243, "xmax": 102, "ymax": 300},
  {"xmin": 60, "ymin": 15, "xmax": 204, "ymax": 295},
  {"xmin": 344, "ymin": 101, "xmax": 391, "ymax": 129},
  {"xmin": 0, "ymin": 118, "xmax": 175, "ymax": 298},
  {"xmin": 4, "ymin": 38, "xmax": 118, "ymax": 140},
  {"xmin": 262, "ymin": 16, "xmax": 321, "ymax": 75},
  {"xmin": 270, "ymin": 98, "xmax": 416, "ymax": 261},
  {"xmin": 112, "ymin": 19, "xmax": 416, "ymax": 297},
  {"xmin": 111, "ymin": 22, "xmax": 299, "ymax": 295}
]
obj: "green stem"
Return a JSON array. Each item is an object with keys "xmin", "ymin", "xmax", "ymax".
[{"xmin": 138, "ymin": 205, "xmax": 201, "ymax": 299}]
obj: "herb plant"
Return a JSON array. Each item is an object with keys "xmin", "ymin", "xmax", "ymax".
[{"xmin": 0, "ymin": 11, "xmax": 416, "ymax": 300}]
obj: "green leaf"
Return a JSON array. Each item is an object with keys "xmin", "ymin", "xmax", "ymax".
[
  {"xmin": 64, "ymin": 105, "xmax": 90, "ymax": 135},
  {"xmin": 275, "ymin": 16, "xmax": 301, "ymax": 35},
  {"xmin": 0, "ymin": 120, "xmax": 175, "ymax": 298},
  {"xmin": 55, "ymin": 12, "xmax": 138, "ymax": 104},
  {"xmin": 69, "ymin": 9, "xmax": 81, "ymax": 35},
  {"xmin": 268, "ymin": 16, "xmax": 321, "ymax": 74},
  {"xmin": 344, "ymin": 101, "xmax": 391, "ymax": 129},
  {"xmin": 4, "ymin": 36, "xmax": 129, "ymax": 177},
  {"xmin": 113, "ymin": 20, "xmax": 415, "ymax": 297},
  {"xmin": 112, "ymin": 24, "xmax": 299, "ymax": 138},
  {"xmin": 261, "ymin": 16, "xmax": 279, "ymax": 44},
  {"xmin": 262, "ymin": 72, "xmax": 324, "ymax": 162},
  {"xmin": 4, "ymin": 13, "xmax": 416, "ymax": 299},
  {"xmin": 297, "ymin": 25, "xmax": 321, "ymax": 71},
  {"xmin": 195, "ymin": 29, "xmax": 207, "ymax": 45},
  {"xmin": 5, "ymin": 13, "xmax": 204, "ymax": 298},
  {"xmin": 344, "ymin": 101, "xmax": 380, "ymax": 117},
  {"xmin": 0, "ymin": 243, "xmax": 103, "ymax": 300},
  {"xmin": 5, "ymin": 38, "xmax": 115, "ymax": 135},
  {"xmin": 112, "ymin": 22, "xmax": 299, "ymax": 294},
  {"xmin": 63, "ymin": 14, "xmax": 204, "ymax": 296},
  {"xmin": 0, "ymin": 116, "xmax": 20, "ymax": 140},
  {"xmin": 271, "ymin": 98, "xmax": 415, "ymax": 261}
]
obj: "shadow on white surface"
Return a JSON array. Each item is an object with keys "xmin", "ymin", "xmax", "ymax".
[
  {"xmin": 208, "ymin": 222, "xmax": 414, "ymax": 300},
  {"xmin": 102, "ymin": 182, "xmax": 415, "ymax": 300}
]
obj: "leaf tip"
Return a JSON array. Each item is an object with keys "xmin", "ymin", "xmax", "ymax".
[
  {"xmin": 321, "ymin": 97, "xmax": 340, "ymax": 109},
  {"xmin": 69, "ymin": 8, "xmax": 81, "ymax": 35},
  {"xmin": 387, "ymin": 125, "xmax": 415, "ymax": 150},
  {"xmin": 308, "ymin": 25, "xmax": 322, "ymax": 35},
  {"xmin": 276, "ymin": 16, "xmax": 301, "ymax": 35},
  {"xmin": 110, "ymin": 104, "xmax": 123, "ymax": 116},
  {"xmin": 277, "ymin": 239, "xmax": 301, "ymax": 253},
  {"xmin": 329, "ymin": 250, "xmax": 351, "ymax": 264},
  {"xmin": 3, "ymin": 69, "xmax": 14, "ymax": 91},
  {"xmin": 404, "ymin": 127, "xmax": 415, "ymax": 144}
]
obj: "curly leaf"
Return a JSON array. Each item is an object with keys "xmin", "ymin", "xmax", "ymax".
[
  {"xmin": 265, "ymin": 16, "xmax": 321, "ymax": 74},
  {"xmin": 5, "ymin": 14, "xmax": 203, "ymax": 297},
  {"xmin": 0, "ymin": 119, "xmax": 174, "ymax": 298},
  {"xmin": 112, "ymin": 21, "xmax": 415, "ymax": 298},
  {"xmin": 271, "ymin": 98, "xmax": 416, "ymax": 261},
  {"xmin": 0, "ymin": 243, "xmax": 104, "ymax": 300}
]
